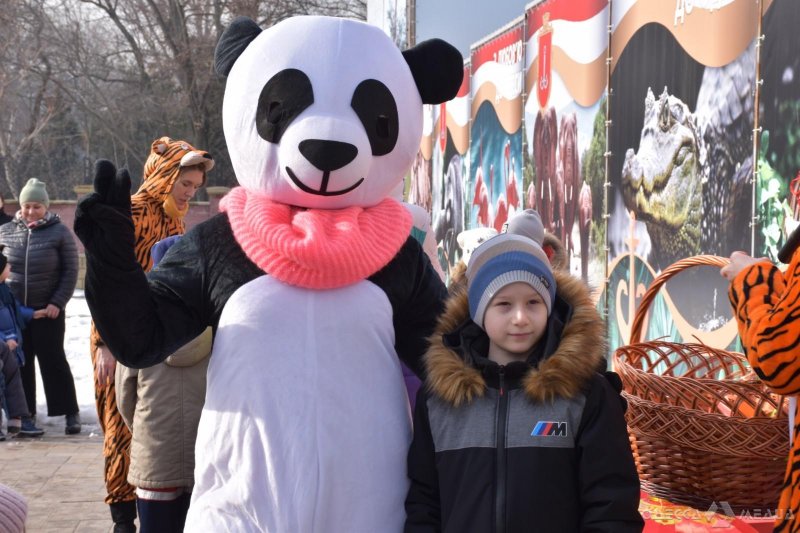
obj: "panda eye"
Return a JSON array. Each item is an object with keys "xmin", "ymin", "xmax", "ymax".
[
  {"xmin": 376, "ymin": 115, "xmax": 390, "ymax": 138},
  {"xmin": 256, "ymin": 69, "xmax": 314, "ymax": 144},
  {"xmin": 267, "ymin": 102, "xmax": 283, "ymax": 124},
  {"xmin": 351, "ymin": 79, "xmax": 399, "ymax": 156}
]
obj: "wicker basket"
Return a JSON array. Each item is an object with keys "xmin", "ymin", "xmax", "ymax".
[{"xmin": 612, "ymin": 255, "xmax": 789, "ymax": 513}]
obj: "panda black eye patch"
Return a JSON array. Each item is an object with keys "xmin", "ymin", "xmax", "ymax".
[
  {"xmin": 256, "ymin": 69, "xmax": 314, "ymax": 144},
  {"xmin": 351, "ymin": 80, "xmax": 398, "ymax": 156}
]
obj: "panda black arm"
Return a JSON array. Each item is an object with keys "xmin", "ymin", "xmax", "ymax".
[
  {"xmin": 88, "ymin": 214, "xmax": 262, "ymax": 369},
  {"xmin": 369, "ymin": 237, "xmax": 447, "ymax": 378}
]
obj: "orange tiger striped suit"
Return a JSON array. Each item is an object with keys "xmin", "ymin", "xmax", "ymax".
[
  {"xmin": 90, "ymin": 137, "xmax": 211, "ymax": 506},
  {"xmin": 729, "ymin": 255, "xmax": 800, "ymax": 532}
]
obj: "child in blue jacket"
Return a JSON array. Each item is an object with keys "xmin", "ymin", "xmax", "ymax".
[{"xmin": 0, "ymin": 246, "xmax": 44, "ymax": 436}]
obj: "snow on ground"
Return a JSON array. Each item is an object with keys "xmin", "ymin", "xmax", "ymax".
[{"xmin": 32, "ymin": 289, "xmax": 102, "ymax": 436}]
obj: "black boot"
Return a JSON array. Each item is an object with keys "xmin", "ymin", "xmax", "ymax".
[{"xmin": 110, "ymin": 500, "xmax": 137, "ymax": 533}]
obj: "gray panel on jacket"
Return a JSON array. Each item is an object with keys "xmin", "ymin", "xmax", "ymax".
[
  {"xmin": 427, "ymin": 389, "xmax": 586, "ymax": 452},
  {"xmin": 427, "ymin": 391, "xmax": 499, "ymax": 451}
]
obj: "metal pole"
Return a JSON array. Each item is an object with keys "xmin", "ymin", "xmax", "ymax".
[
  {"xmin": 750, "ymin": 0, "xmax": 764, "ymax": 257},
  {"xmin": 603, "ymin": 1, "xmax": 613, "ymax": 322},
  {"xmin": 406, "ymin": 0, "xmax": 416, "ymax": 47}
]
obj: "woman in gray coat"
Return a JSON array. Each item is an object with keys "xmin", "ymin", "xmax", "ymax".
[{"xmin": 0, "ymin": 178, "xmax": 80, "ymax": 434}]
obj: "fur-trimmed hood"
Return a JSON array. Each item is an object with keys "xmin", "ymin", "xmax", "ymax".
[{"xmin": 426, "ymin": 270, "xmax": 605, "ymax": 406}]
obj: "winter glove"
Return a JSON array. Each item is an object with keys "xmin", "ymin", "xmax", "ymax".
[{"xmin": 74, "ymin": 160, "xmax": 138, "ymax": 271}]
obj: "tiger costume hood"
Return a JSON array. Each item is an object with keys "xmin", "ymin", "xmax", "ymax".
[{"xmin": 133, "ymin": 136, "xmax": 214, "ymax": 219}]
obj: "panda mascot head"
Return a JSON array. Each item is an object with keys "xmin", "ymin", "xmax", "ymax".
[{"xmin": 214, "ymin": 16, "xmax": 463, "ymax": 210}]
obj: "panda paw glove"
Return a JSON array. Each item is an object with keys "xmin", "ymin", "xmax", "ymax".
[{"xmin": 74, "ymin": 159, "xmax": 138, "ymax": 270}]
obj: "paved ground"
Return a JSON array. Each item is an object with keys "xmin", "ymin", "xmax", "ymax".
[{"xmin": 0, "ymin": 428, "xmax": 116, "ymax": 533}]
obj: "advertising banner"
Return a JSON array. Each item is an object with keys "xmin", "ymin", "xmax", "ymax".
[
  {"xmin": 468, "ymin": 20, "xmax": 524, "ymax": 237},
  {"xmin": 755, "ymin": 0, "xmax": 800, "ymax": 261},
  {"xmin": 524, "ymin": 0, "xmax": 609, "ymax": 283},
  {"xmin": 605, "ymin": 0, "xmax": 761, "ymax": 350},
  {"xmin": 426, "ymin": 64, "xmax": 471, "ymax": 274},
  {"xmin": 409, "ymin": 104, "xmax": 434, "ymax": 212}
]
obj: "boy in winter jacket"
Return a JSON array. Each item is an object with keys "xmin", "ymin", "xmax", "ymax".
[{"xmin": 405, "ymin": 212, "xmax": 642, "ymax": 533}]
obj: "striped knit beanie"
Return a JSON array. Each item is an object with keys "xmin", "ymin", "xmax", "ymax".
[
  {"xmin": 0, "ymin": 483, "xmax": 27, "ymax": 533},
  {"xmin": 466, "ymin": 230, "xmax": 556, "ymax": 328}
]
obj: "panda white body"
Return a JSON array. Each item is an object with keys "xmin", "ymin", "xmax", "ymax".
[
  {"xmin": 188, "ymin": 277, "xmax": 412, "ymax": 531},
  {"xmin": 81, "ymin": 14, "xmax": 462, "ymax": 533}
]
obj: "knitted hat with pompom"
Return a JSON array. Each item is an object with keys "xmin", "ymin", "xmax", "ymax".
[{"xmin": 466, "ymin": 212, "xmax": 556, "ymax": 327}]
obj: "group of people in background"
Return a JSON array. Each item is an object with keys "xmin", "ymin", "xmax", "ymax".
[{"xmin": 0, "ymin": 136, "xmax": 214, "ymax": 533}]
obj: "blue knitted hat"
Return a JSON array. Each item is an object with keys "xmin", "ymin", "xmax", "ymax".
[{"xmin": 466, "ymin": 231, "xmax": 556, "ymax": 328}]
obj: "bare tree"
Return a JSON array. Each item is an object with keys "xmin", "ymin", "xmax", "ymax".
[
  {"xmin": 0, "ymin": 0, "xmax": 367, "ymax": 198},
  {"xmin": 0, "ymin": 1, "xmax": 66, "ymax": 197}
]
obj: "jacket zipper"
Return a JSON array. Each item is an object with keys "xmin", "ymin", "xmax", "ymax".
[
  {"xmin": 23, "ymin": 227, "xmax": 31, "ymax": 306},
  {"xmin": 495, "ymin": 365, "xmax": 508, "ymax": 533}
]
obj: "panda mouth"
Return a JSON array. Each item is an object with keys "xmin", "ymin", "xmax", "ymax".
[{"xmin": 286, "ymin": 167, "xmax": 364, "ymax": 197}]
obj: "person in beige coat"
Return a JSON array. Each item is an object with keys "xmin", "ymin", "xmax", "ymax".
[{"xmin": 116, "ymin": 327, "xmax": 212, "ymax": 533}]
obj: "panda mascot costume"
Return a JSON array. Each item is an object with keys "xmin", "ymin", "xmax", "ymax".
[{"xmin": 74, "ymin": 16, "xmax": 462, "ymax": 532}]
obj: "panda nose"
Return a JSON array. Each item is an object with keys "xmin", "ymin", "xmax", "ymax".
[{"xmin": 299, "ymin": 139, "xmax": 358, "ymax": 172}]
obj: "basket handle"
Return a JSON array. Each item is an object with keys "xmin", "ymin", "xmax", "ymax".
[{"xmin": 628, "ymin": 255, "xmax": 730, "ymax": 345}]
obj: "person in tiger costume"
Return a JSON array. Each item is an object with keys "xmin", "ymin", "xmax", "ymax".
[
  {"xmin": 90, "ymin": 136, "xmax": 213, "ymax": 533},
  {"xmin": 722, "ymin": 245, "xmax": 800, "ymax": 532}
]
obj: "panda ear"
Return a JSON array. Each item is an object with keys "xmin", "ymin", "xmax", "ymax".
[
  {"xmin": 215, "ymin": 17, "xmax": 262, "ymax": 77},
  {"xmin": 402, "ymin": 39, "xmax": 463, "ymax": 105}
]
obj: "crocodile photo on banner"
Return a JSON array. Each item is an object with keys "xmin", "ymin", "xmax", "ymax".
[{"xmin": 605, "ymin": 0, "xmax": 762, "ymax": 352}]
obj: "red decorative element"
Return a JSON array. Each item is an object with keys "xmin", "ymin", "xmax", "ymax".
[
  {"xmin": 525, "ymin": 0, "xmax": 607, "ymax": 40},
  {"xmin": 537, "ymin": 24, "xmax": 553, "ymax": 110},
  {"xmin": 494, "ymin": 197, "xmax": 508, "ymax": 233},
  {"xmin": 456, "ymin": 66, "xmax": 470, "ymax": 98},
  {"xmin": 504, "ymin": 140, "xmax": 520, "ymax": 211},
  {"xmin": 473, "ymin": 166, "xmax": 491, "ymax": 227},
  {"xmin": 790, "ymin": 170, "xmax": 800, "ymax": 219},
  {"xmin": 471, "ymin": 26, "xmax": 523, "ymax": 71}
]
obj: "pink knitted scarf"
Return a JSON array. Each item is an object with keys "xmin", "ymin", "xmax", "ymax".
[{"xmin": 220, "ymin": 187, "xmax": 412, "ymax": 289}]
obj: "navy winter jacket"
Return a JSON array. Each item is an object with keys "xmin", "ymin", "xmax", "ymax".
[
  {"xmin": 0, "ymin": 213, "xmax": 78, "ymax": 309},
  {"xmin": 405, "ymin": 271, "xmax": 643, "ymax": 533}
]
